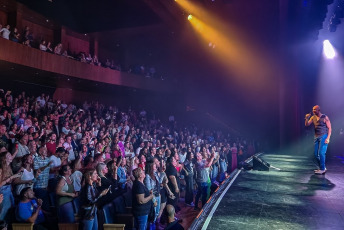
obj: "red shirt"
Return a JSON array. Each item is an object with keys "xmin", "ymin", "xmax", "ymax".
[{"xmin": 46, "ymin": 142, "xmax": 56, "ymax": 156}]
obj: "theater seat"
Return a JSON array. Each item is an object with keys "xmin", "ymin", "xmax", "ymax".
[
  {"xmin": 12, "ymin": 223, "xmax": 34, "ymax": 230},
  {"xmin": 103, "ymin": 224, "xmax": 125, "ymax": 230},
  {"xmin": 58, "ymin": 223, "xmax": 79, "ymax": 230},
  {"xmin": 114, "ymin": 206, "xmax": 134, "ymax": 229}
]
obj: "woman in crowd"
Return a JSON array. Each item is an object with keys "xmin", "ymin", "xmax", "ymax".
[
  {"xmin": 96, "ymin": 162, "xmax": 123, "ymax": 220},
  {"xmin": 46, "ymin": 133, "xmax": 57, "ymax": 156},
  {"xmin": 46, "ymin": 41, "xmax": 53, "ymax": 53},
  {"xmin": 57, "ymin": 137, "xmax": 65, "ymax": 148},
  {"xmin": 97, "ymin": 162, "xmax": 117, "ymax": 192},
  {"xmin": 138, "ymin": 154, "xmax": 146, "ymax": 171},
  {"xmin": 219, "ymin": 146, "xmax": 228, "ymax": 182},
  {"xmin": 157, "ymin": 159, "xmax": 174, "ymax": 222},
  {"xmin": 56, "ymin": 165, "xmax": 77, "ymax": 223},
  {"xmin": 130, "ymin": 156, "xmax": 139, "ymax": 176},
  {"xmin": 144, "ymin": 161, "xmax": 160, "ymax": 227},
  {"xmin": 79, "ymin": 169, "xmax": 109, "ymax": 230},
  {"xmin": 117, "ymin": 157, "xmax": 127, "ymax": 190},
  {"xmin": 132, "ymin": 167, "xmax": 153, "ymax": 230},
  {"xmin": 13, "ymin": 154, "xmax": 36, "ymax": 196},
  {"xmin": 54, "ymin": 43, "xmax": 63, "ymax": 55},
  {"xmin": 79, "ymin": 144, "xmax": 89, "ymax": 160},
  {"xmin": 39, "ymin": 40, "xmax": 47, "ymax": 51},
  {"xmin": 105, "ymin": 159, "xmax": 118, "ymax": 184},
  {"xmin": 0, "ymin": 151, "xmax": 21, "ymax": 220}
]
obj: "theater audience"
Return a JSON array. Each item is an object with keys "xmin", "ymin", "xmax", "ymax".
[{"xmin": 0, "ymin": 88, "xmax": 258, "ymax": 229}]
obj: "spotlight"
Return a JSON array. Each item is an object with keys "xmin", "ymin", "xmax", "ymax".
[
  {"xmin": 188, "ymin": 14, "xmax": 193, "ymax": 20},
  {"xmin": 323, "ymin": 40, "xmax": 336, "ymax": 59}
]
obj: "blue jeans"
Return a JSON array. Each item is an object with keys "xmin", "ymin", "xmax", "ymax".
[
  {"xmin": 0, "ymin": 185, "xmax": 14, "ymax": 221},
  {"xmin": 153, "ymin": 195, "xmax": 161, "ymax": 222},
  {"xmin": 210, "ymin": 165, "xmax": 218, "ymax": 183},
  {"xmin": 219, "ymin": 161, "xmax": 227, "ymax": 182},
  {"xmin": 195, "ymin": 182, "xmax": 209, "ymax": 208},
  {"xmin": 135, "ymin": 214, "xmax": 148, "ymax": 230},
  {"xmin": 58, "ymin": 201, "xmax": 75, "ymax": 223},
  {"xmin": 83, "ymin": 215, "xmax": 98, "ymax": 230},
  {"xmin": 103, "ymin": 202, "xmax": 115, "ymax": 224},
  {"xmin": 314, "ymin": 134, "xmax": 328, "ymax": 170}
]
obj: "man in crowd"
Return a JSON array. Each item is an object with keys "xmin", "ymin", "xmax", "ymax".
[
  {"xmin": 16, "ymin": 188, "xmax": 46, "ymax": 227},
  {"xmin": 194, "ymin": 151, "xmax": 215, "ymax": 210},
  {"xmin": 165, "ymin": 204, "xmax": 184, "ymax": 230},
  {"xmin": 33, "ymin": 147, "xmax": 51, "ymax": 211}
]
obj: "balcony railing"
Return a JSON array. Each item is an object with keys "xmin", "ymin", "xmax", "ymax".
[{"xmin": 0, "ymin": 38, "xmax": 171, "ymax": 92}]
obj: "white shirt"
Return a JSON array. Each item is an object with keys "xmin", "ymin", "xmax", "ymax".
[
  {"xmin": 71, "ymin": 170, "xmax": 82, "ymax": 192},
  {"xmin": 0, "ymin": 28, "xmax": 10, "ymax": 39},
  {"xmin": 49, "ymin": 155, "xmax": 61, "ymax": 178},
  {"xmin": 63, "ymin": 142, "xmax": 75, "ymax": 161},
  {"xmin": 179, "ymin": 153, "xmax": 187, "ymax": 163},
  {"xmin": 15, "ymin": 168, "xmax": 34, "ymax": 195},
  {"xmin": 16, "ymin": 143, "xmax": 30, "ymax": 158}
]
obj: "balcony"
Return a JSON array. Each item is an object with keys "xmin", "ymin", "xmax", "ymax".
[{"xmin": 0, "ymin": 38, "xmax": 172, "ymax": 92}]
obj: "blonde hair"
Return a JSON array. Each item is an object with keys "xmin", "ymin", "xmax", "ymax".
[{"xmin": 133, "ymin": 167, "xmax": 142, "ymax": 180}]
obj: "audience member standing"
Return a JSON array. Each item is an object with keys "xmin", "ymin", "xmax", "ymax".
[
  {"xmin": 194, "ymin": 152, "xmax": 214, "ymax": 210},
  {"xmin": 0, "ymin": 25, "xmax": 11, "ymax": 39},
  {"xmin": 33, "ymin": 147, "xmax": 51, "ymax": 211},
  {"xmin": 132, "ymin": 168, "xmax": 153, "ymax": 230}
]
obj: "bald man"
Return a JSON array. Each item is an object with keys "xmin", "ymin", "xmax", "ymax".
[
  {"xmin": 164, "ymin": 205, "xmax": 184, "ymax": 230},
  {"xmin": 305, "ymin": 105, "xmax": 332, "ymax": 174}
]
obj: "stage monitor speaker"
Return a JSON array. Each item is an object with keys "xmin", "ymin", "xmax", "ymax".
[{"xmin": 253, "ymin": 156, "xmax": 270, "ymax": 171}]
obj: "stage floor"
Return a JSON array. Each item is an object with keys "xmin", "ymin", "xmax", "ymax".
[{"xmin": 206, "ymin": 152, "xmax": 344, "ymax": 230}]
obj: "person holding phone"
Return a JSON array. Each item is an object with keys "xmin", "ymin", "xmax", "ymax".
[{"xmin": 79, "ymin": 169, "xmax": 109, "ymax": 230}]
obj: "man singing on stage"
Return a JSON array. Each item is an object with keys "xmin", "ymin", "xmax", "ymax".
[{"xmin": 305, "ymin": 105, "xmax": 332, "ymax": 174}]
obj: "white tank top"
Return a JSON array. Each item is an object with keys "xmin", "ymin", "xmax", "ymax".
[{"xmin": 15, "ymin": 168, "xmax": 34, "ymax": 195}]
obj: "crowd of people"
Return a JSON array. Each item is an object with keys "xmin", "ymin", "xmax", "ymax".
[
  {"xmin": 0, "ymin": 24, "xmax": 160, "ymax": 79},
  {"xmin": 0, "ymin": 88, "xmax": 258, "ymax": 230}
]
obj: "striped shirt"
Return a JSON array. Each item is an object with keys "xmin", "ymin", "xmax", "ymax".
[{"xmin": 33, "ymin": 156, "xmax": 50, "ymax": 188}]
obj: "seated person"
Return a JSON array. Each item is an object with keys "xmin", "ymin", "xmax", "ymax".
[
  {"xmin": 165, "ymin": 204, "xmax": 184, "ymax": 230},
  {"xmin": 54, "ymin": 43, "xmax": 63, "ymax": 55},
  {"xmin": 39, "ymin": 40, "xmax": 47, "ymax": 51},
  {"xmin": 16, "ymin": 187, "xmax": 48, "ymax": 229}
]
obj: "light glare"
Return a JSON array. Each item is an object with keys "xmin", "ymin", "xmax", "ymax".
[
  {"xmin": 323, "ymin": 40, "xmax": 336, "ymax": 59},
  {"xmin": 188, "ymin": 14, "xmax": 193, "ymax": 20}
]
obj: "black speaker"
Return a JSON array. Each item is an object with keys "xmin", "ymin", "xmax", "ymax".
[{"xmin": 253, "ymin": 156, "xmax": 270, "ymax": 171}]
